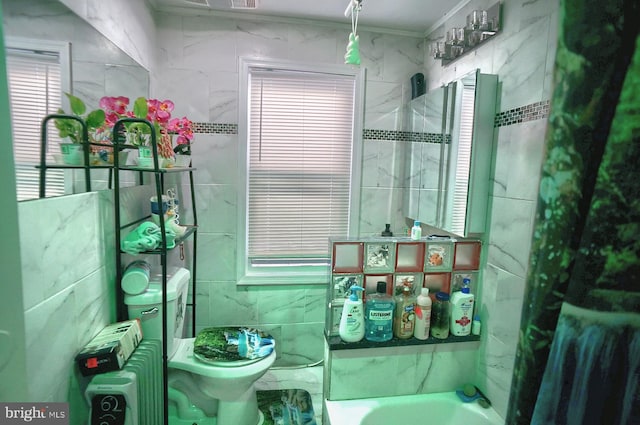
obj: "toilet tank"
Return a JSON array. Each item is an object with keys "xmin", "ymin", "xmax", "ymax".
[{"xmin": 124, "ymin": 267, "xmax": 190, "ymax": 358}]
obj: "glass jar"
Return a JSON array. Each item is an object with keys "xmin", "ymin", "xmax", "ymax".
[{"xmin": 431, "ymin": 291, "xmax": 451, "ymax": 339}]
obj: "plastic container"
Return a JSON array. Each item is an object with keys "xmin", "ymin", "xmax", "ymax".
[
  {"xmin": 365, "ymin": 281, "xmax": 395, "ymax": 342},
  {"xmin": 381, "ymin": 223, "xmax": 393, "ymax": 237},
  {"xmin": 393, "ymin": 286, "xmax": 417, "ymax": 339},
  {"xmin": 413, "ymin": 287, "xmax": 432, "ymax": 340},
  {"xmin": 450, "ymin": 279, "xmax": 475, "ymax": 336},
  {"xmin": 121, "ymin": 260, "xmax": 151, "ymax": 295},
  {"xmin": 410, "ymin": 220, "xmax": 422, "ymax": 240},
  {"xmin": 472, "ymin": 315, "xmax": 481, "ymax": 336},
  {"xmin": 339, "ymin": 286, "xmax": 365, "ymax": 342},
  {"xmin": 431, "ymin": 291, "xmax": 450, "ymax": 339}
]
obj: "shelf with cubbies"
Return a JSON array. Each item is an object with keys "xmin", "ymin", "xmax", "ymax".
[{"xmin": 325, "ymin": 236, "xmax": 482, "ymax": 350}]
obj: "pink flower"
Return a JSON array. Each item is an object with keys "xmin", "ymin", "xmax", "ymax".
[
  {"xmin": 99, "ymin": 96, "xmax": 131, "ymax": 128},
  {"xmin": 168, "ymin": 117, "xmax": 194, "ymax": 145},
  {"xmin": 97, "ymin": 96, "xmax": 194, "ymax": 152}
]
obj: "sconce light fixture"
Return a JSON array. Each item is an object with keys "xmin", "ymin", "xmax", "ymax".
[{"xmin": 431, "ymin": 1, "xmax": 501, "ymax": 65}]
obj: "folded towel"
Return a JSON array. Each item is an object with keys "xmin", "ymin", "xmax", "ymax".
[{"xmin": 121, "ymin": 221, "xmax": 176, "ymax": 255}]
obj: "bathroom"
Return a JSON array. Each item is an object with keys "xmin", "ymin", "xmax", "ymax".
[{"xmin": 2, "ymin": 0, "xmax": 639, "ymax": 424}]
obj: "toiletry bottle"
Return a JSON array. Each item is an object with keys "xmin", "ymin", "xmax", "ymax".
[
  {"xmin": 431, "ymin": 291, "xmax": 450, "ymax": 339},
  {"xmin": 413, "ymin": 287, "xmax": 432, "ymax": 340},
  {"xmin": 472, "ymin": 315, "xmax": 481, "ymax": 336},
  {"xmin": 450, "ymin": 278, "xmax": 475, "ymax": 336},
  {"xmin": 411, "ymin": 220, "xmax": 422, "ymax": 240},
  {"xmin": 339, "ymin": 285, "xmax": 365, "ymax": 342},
  {"xmin": 365, "ymin": 281, "xmax": 395, "ymax": 342},
  {"xmin": 393, "ymin": 286, "xmax": 417, "ymax": 339}
]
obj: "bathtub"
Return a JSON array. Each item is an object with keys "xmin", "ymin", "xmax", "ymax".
[{"xmin": 324, "ymin": 391, "xmax": 505, "ymax": 425}]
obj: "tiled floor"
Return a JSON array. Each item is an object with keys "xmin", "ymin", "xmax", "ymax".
[{"xmin": 255, "ymin": 365, "xmax": 324, "ymax": 424}]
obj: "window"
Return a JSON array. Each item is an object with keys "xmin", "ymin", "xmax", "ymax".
[
  {"xmin": 238, "ymin": 59, "xmax": 364, "ymax": 285},
  {"xmin": 6, "ymin": 38, "xmax": 70, "ymax": 200}
]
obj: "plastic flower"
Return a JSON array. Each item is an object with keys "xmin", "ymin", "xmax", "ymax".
[
  {"xmin": 168, "ymin": 117, "xmax": 194, "ymax": 145},
  {"xmin": 95, "ymin": 96, "xmax": 194, "ymax": 155},
  {"xmin": 99, "ymin": 96, "xmax": 131, "ymax": 127}
]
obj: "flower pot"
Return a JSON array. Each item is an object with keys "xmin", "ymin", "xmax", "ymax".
[
  {"xmin": 60, "ymin": 143, "xmax": 84, "ymax": 165},
  {"xmin": 90, "ymin": 150, "xmax": 129, "ymax": 166},
  {"xmin": 174, "ymin": 154, "xmax": 191, "ymax": 167},
  {"xmin": 137, "ymin": 146, "xmax": 154, "ymax": 168},
  {"xmin": 137, "ymin": 146, "xmax": 174, "ymax": 168}
]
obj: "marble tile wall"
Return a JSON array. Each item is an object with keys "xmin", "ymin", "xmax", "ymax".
[
  {"xmin": 18, "ymin": 191, "xmax": 111, "ymax": 403},
  {"xmin": 152, "ymin": 11, "xmax": 427, "ymax": 365},
  {"xmin": 59, "ymin": 0, "xmax": 156, "ymax": 72},
  {"xmin": 325, "ymin": 342, "xmax": 479, "ymax": 400},
  {"xmin": 423, "ymin": 0, "xmax": 559, "ymax": 418},
  {"xmin": 17, "ymin": 184, "xmax": 156, "ymax": 405}
]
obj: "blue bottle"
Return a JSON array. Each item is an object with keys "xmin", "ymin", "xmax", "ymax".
[{"xmin": 365, "ymin": 281, "xmax": 396, "ymax": 342}]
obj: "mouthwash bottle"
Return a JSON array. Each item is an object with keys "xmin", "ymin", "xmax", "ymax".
[{"xmin": 365, "ymin": 281, "xmax": 395, "ymax": 342}]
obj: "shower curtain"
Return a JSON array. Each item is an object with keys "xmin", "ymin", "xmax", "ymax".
[{"xmin": 506, "ymin": 1, "xmax": 640, "ymax": 424}]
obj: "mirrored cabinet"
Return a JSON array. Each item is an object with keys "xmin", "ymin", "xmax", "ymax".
[{"xmin": 403, "ymin": 69, "xmax": 498, "ymax": 236}]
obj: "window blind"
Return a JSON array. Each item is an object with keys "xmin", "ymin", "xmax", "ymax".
[
  {"xmin": 450, "ymin": 81, "xmax": 475, "ymax": 235},
  {"xmin": 7, "ymin": 49, "xmax": 64, "ymax": 200},
  {"xmin": 248, "ymin": 70, "xmax": 355, "ymax": 260}
]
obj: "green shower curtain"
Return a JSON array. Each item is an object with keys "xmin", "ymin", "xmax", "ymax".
[{"xmin": 506, "ymin": 0, "xmax": 640, "ymax": 424}]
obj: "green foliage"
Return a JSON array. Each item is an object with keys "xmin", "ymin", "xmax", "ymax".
[{"xmin": 54, "ymin": 92, "xmax": 106, "ymax": 144}]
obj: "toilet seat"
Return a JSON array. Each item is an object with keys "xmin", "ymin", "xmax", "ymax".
[
  {"xmin": 169, "ymin": 338, "xmax": 276, "ymax": 378},
  {"xmin": 194, "ymin": 351, "xmax": 263, "ymax": 367}
]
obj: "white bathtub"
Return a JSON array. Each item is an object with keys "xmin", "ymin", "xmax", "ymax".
[{"xmin": 324, "ymin": 392, "xmax": 505, "ymax": 425}]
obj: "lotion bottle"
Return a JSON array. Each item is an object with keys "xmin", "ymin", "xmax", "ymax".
[
  {"xmin": 339, "ymin": 285, "xmax": 365, "ymax": 342},
  {"xmin": 410, "ymin": 220, "xmax": 422, "ymax": 240},
  {"xmin": 450, "ymin": 278, "xmax": 475, "ymax": 336},
  {"xmin": 413, "ymin": 287, "xmax": 432, "ymax": 340},
  {"xmin": 393, "ymin": 286, "xmax": 417, "ymax": 339}
]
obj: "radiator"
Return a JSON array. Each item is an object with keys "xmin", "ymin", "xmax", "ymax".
[{"xmin": 85, "ymin": 339, "xmax": 164, "ymax": 425}]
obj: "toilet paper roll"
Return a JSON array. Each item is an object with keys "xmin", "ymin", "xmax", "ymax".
[{"xmin": 121, "ymin": 260, "xmax": 151, "ymax": 295}]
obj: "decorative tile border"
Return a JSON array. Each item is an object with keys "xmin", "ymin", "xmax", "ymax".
[
  {"xmin": 494, "ymin": 100, "xmax": 550, "ymax": 128},
  {"xmin": 192, "ymin": 100, "xmax": 550, "ymax": 137},
  {"xmin": 363, "ymin": 129, "xmax": 449, "ymax": 144},
  {"xmin": 192, "ymin": 122, "xmax": 238, "ymax": 134}
]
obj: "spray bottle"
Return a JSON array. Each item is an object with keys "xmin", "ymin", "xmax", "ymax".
[{"xmin": 339, "ymin": 285, "xmax": 365, "ymax": 342}]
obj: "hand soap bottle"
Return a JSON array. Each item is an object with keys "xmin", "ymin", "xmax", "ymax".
[
  {"xmin": 365, "ymin": 281, "xmax": 395, "ymax": 342},
  {"xmin": 450, "ymin": 278, "xmax": 475, "ymax": 336},
  {"xmin": 339, "ymin": 285, "xmax": 365, "ymax": 342}
]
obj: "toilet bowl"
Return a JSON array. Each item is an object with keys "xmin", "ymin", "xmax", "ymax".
[{"xmin": 124, "ymin": 267, "xmax": 276, "ymax": 425}]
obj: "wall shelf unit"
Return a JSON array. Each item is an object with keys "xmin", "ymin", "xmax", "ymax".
[
  {"xmin": 38, "ymin": 115, "xmax": 199, "ymax": 425},
  {"xmin": 112, "ymin": 118, "xmax": 198, "ymax": 425},
  {"xmin": 326, "ymin": 333, "xmax": 480, "ymax": 351}
]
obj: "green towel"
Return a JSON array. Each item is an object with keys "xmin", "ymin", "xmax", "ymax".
[{"xmin": 121, "ymin": 221, "xmax": 175, "ymax": 255}]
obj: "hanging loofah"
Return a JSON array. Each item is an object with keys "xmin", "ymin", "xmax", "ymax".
[
  {"xmin": 344, "ymin": 32, "xmax": 361, "ymax": 65},
  {"xmin": 344, "ymin": 0, "xmax": 362, "ymax": 66}
]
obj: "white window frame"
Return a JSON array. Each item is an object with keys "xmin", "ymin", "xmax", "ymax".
[
  {"xmin": 237, "ymin": 58, "xmax": 365, "ymax": 286},
  {"xmin": 6, "ymin": 37, "xmax": 72, "ymax": 200}
]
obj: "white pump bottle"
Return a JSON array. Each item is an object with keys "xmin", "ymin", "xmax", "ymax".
[{"xmin": 339, "ymin": 286, "xmax": 365, "ymax": 342}]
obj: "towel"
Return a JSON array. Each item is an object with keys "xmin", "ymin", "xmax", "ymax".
[{"xmin": 121, "ymin": 221, "xmax": 176, "ymax": 255}]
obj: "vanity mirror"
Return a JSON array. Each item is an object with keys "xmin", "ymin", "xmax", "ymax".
[
  {"xmin": 3, "ymin": 0, "xmax": 150, "ymax": 201},
  {"xmin": 403, "ymin": 69, "xmax": 497, "ymax": 237}
]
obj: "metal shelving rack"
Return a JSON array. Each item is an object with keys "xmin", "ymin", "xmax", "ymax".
[
  {"xmin": 38, "ymin": 115, "xmax": 199, "ymax": 425},
  {"xmin": 111, "ymin": 117, "xmax": 198, "ymax": 425},
  {"xmin": 38, "ymin": 114, "xmax": 115, "ymax": 196}
]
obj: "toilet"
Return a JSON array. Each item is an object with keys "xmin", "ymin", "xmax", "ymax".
[{"xmin": 124, "ymin": 267, "xmax": 276, "ymax": 425}]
